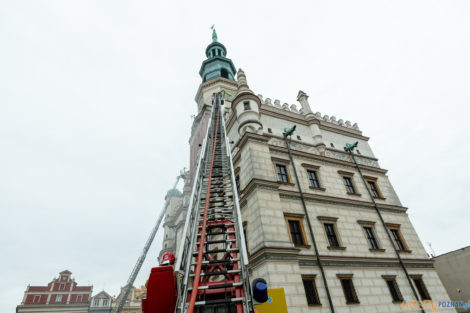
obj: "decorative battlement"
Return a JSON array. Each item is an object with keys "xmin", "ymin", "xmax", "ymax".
[{"xmin": 256, "ymin": 94, "xmax": 360, "ymax": 131}]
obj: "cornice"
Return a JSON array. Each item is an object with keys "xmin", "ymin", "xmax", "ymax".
[
  {"xmin": 238, "ymin": 177, "xmax": 407, "ymax": 213},
  {"xmin": 194, "ymin": 77, "xmax": 238, "ymax": 103},
  {"xmin": 268, "ymin": 144, "xmax": 387, "ymax": 174},
  {"xmin": 247, "ymin": 248, "xmax": 434, "ymax": 270}
]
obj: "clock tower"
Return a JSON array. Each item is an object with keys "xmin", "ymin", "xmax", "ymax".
[{"xmin": 190, "ymin": 29, "xmax": 238, "ymax": 175}]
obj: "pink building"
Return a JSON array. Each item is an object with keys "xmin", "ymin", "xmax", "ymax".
[{"xmin": 17, "ymin": 270, "xmax": 92, "ymax": 313}]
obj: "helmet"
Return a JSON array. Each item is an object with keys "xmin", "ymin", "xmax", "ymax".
[{"xmin": 161, "ymin": 251, "xmax": 175, "ymax": 265}]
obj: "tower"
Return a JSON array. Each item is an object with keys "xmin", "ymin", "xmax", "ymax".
[{"xmin": 161, "ymin": 31, "xmax": 454, "ymax": 313}]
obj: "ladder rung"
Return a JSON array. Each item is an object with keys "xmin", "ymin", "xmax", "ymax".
[
  {"xmin": 190, "ymin": 269, "xmax": 241, "ymax": 277},
  {"xmin": 188, "ymin": 282, "xmax": 243, "ymax": 291},
  {"xmin": 194, "ymin": 297, "xmax": 244, "ymax": 306}
]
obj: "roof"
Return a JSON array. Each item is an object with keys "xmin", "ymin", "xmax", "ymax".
[{"xmin": 166, "ymin": 188, "xmax": 182, "ymax": 197}]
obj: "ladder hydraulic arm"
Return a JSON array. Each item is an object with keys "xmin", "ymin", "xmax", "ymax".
[{"xmin": 112, "ymin": 175, "xmax": 182, "ymax": 313}]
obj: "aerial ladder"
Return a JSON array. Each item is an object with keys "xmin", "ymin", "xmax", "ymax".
[
  {"xmin": 112, "ymin": 174, "xmax": 183, "ymax": 313},
  {"xmin": 143, "ymin": 92, "xmax": 256, "ymax": 313}
]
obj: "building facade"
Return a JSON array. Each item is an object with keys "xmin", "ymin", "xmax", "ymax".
[
  {"xmin": 111, "ymin": 285, "xmax": 145, "ymax": 313},
  {"xmin": 433, "ymin": 246, "xmax": 470, "ymax": 313},
  {"xmin": 16, "ymin": 270, "xmax": 92, "ymax": 313},
  {"xmin": 160, "ymin": 31, "xmax": 454, "ymax": 313},
  {"xmin": 89, "ymin": 291, "xmax": 113, "ymax": 313}
]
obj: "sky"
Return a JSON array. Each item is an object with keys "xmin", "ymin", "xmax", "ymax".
[{"xmin": 1, "ymin": 0, "xmax": 469, "ymax": 311}]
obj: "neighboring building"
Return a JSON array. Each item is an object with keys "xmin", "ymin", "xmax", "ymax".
[
  {"xmin": 434, "ymin": 246, "xmax": 470, "ymax": 312},
  {"xmin": 161, "ymin": 30, "xmax": 455, "ymax": 313},
  {"xmin": 17, "ymin": 270, "xmax": 92, "ymax": 313},
  {"xmin": 158, "ymin": 187, "xmax": 184, "ymax": 262},
  {"xmin": 89, "ymin": 291, "xmax": 113, "ymax": 313},
  {"xmin": 112, "ymin": 285, "xmax": 145, "ymax": 313}
]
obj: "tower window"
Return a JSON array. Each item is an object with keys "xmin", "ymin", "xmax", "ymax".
[
  {"xmin": 338, "ymin": 275, "xmax": 359, "ymax": 304},
  {"xmin": 324, "ymin": 223, "xmax": 340, "ymax": 248},
  {"xmin": 368, "ymin": 181, "xmax": 380, "ymax": 198},
  {"xmin": 363, "ymin": 226, "xmax": 379, "ymax": 250},
  {"xmin": 343, "ymin": 177, "xmax": 355, "ymax": 194},
  {"xmin": 412, "ymin": 276, "xmax": 431, "ymax": 300},
  {"xmin": 307, "ymin": 170, "xmax": 320, "ymax": 188},
  {"xmin": 288, "ymin": 220, "xmax": 304, "ymax": 246},
  {"xmin": 276, "ymin": 164, "xmax": 289, "ymax": 183},
  {"xmin": 243, "ymin": 101, "xmax": 251, "ymax": 111},
  {"xmin": 302, "ymin": 275, "xmax": 321, "ymax": 305},
  {"xmin": 284, "ymin": 213, "xmax": 307, "ymax": 246},
  {"xmin": 221, "ymin": 68, "xmax": 228, "ymax": 79},
  {"xmin": 382, "ymin": 276, "xmax": 403, "ymax": 302}
]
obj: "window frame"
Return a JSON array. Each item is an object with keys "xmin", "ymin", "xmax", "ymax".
[
  {"xmin": 357, "ymin": 220, "xmax": 384, "ymax": 252},
  {"xmin": 243, "ymin": 101, "xmax": 251, "ymax": 111},
  {"xmin": 301, "ymin": 275, "xmax": 321, "ymax": 306},
  {"xmin": 386, "ymin": 223, "xmax": 411, "ymax": 252},
  {"xmin": 317, "ymin": 216, "xmax": 345, "ymax": 250},
  {"xmin": 284, "ymin": 213, "xmax": 308, "ymax": 247},
  {"xmin": 56, "ymin": 295, "xmax": 62, "ymax": 302},
  {"xmin": 364, "ymin": 176, "xmax": 385, "ymax": 199},
  {"xmin": 33, "ymin": 295, "xmax": 40, "ymax": 303},
  {"xmin": 382, "ymin": 275, "xmax": 404, "ymax": 303},
  {"xmin": 301, "ymin": 163, "xmax": 325, "ymax": 191},
  {"xmin": 337, "ymin": 274, "xmax": 360, "ymax": 304},
  {"xmin": 103, "ymin": 299, "xmax": 108, "ymax": 306},
  {"xmin": 411, "ymin": 275, "xmax": 431, "ymax": 301},
  {"xmin": 338, "ymin": 171, "xmax": 360, "ymax": 196},
  {"xmin": 276, "ymin": 164, "xmax": 289, "ymax": 183}
]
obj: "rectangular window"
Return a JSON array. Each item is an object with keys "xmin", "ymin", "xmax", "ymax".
[
  {"xmin": 302, "ymin": 276, "xmax": 321, "ymax": 305},
  {"xmin": 56, "ymin": 295, "xmax": 62, "ymax": 302},
  {"xmin": 288, "ymin": 220, "xmax": 304, "ymax": 245},
  {"xmin": 307, "ymin": 170, "xmax": 320, "ymax": 188},
  {"xmin": 59, "ymin": 283, "xmax": 65, "ymax": 290},
  {"xmin": 324, "ymin": 223, "xmax": 340, "ymax": 247},
  {"xmin": 390, "ymin": 229, "xmax": 404, "ymax": 250},
  {"xmin": 94, "ymin": 299, "xmax": 100, "ymax": 306},
  {"xmin": 76, "ymin": 295, "xmax": 82, "ymax": 302},
  {"xmin": 383, "ymin": 276, "xmax": 403, "ymax": 302},
  {"xmin": 413, "ymin": 277, "xmax": 431, "ymax": 300},
  {"xmin": 386, "ymin": 223, "xmax": 409, "ymax": 252},
  {"xmin": 235, "ymin": 175, "xmax": 240, "ymax": 193},
  {"xmin": 33, "ymin": 295, "xmax": 40, "ymax": 303},
  {"xmin": 343, "ymin": 177, "xmax": 355, "ymax": 193},
  {"xmin": 363, "ymin": 226, "xmax": 379, "ymax": 250},
  {"xmin": 368, "ymin": 181, "xmax": 380, "ymax": 198},
  {"xmin": 276, "ymin": 164, "xmax": 289, "ymax": 183},
  {"xmin": 243, "ymin": 101, "xmax": 250, "ymax": 110},
  {"xmin": 103, "ymin": 299, "xmax": 108, "ymax": 306},
  {"xmin": 339, "ymin": 277, "xmax": 359, "ymax": 304}
]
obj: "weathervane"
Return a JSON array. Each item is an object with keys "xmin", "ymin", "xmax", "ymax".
[{"xmin": 211, "ymin": 24, "xmax": 217, "ymax": 42}]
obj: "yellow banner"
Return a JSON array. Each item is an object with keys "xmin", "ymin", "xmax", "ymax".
[{"xmin": 255, "ymin": 288, "xmax": 288, "ymax": 313}]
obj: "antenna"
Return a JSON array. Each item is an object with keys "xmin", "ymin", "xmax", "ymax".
[{"xmin": 427, "ymin": 242, "xmax": 436, "ymax": 257}]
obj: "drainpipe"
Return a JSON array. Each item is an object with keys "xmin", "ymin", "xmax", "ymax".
[
  {"xmin": 344, "ymin": 142, "xmax": 425, "ymax": 313},
  {"xmin": 283, "ymin": 126, "xmax": 335, "ymax": 313}
]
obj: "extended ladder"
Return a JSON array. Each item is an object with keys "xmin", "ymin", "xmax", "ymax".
[{"xmin": 175, "ymin": 93, "xmax": 253, "ymax": 313}]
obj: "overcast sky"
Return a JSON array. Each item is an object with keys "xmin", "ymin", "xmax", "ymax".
[{"xmin": 1, "ymin": 0, "xmax": 469, "ymax": 311}]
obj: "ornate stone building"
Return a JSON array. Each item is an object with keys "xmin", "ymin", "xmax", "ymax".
[
  {"xmin": 160, "ymin": 31, "xmax": 454, "ymax": 313},
  {"xmin": 16, "ymin": 270, "xmax": 92, "ymax": 313}
]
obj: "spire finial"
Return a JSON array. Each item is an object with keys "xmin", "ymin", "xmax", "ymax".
[{"xmin": 211, "ymin": 25, "xmax": 217, "ymax": 42}]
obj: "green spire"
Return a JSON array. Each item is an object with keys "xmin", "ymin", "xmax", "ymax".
[{"xmin": 211, "ymin": 25, "xmax": 218, "ymax": 42}]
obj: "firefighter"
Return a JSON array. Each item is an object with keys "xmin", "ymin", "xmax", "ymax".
[{"xmin": 160, "ymin": 251, "xmax": 175, "ymax": 266}]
